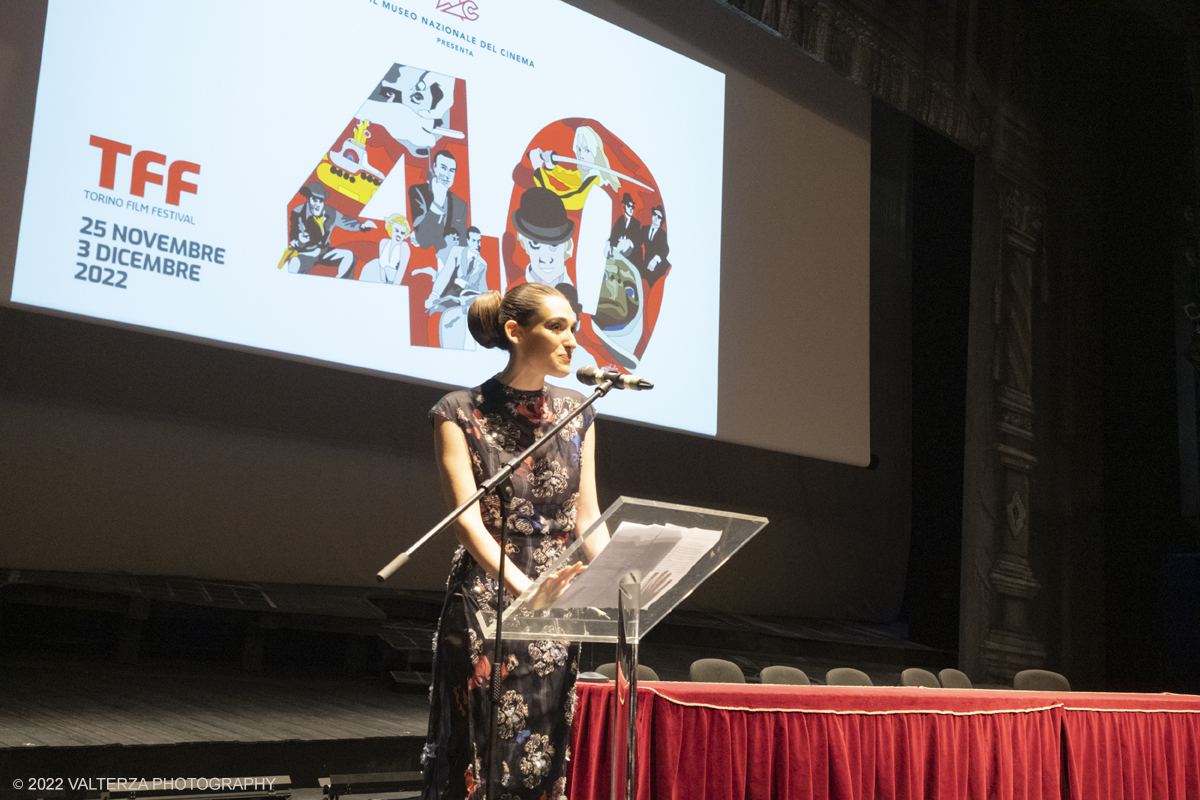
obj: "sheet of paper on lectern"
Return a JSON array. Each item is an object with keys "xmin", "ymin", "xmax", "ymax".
[{"xmin": 552, "ymin": 522, "xmax": 721, "ymax": 609}]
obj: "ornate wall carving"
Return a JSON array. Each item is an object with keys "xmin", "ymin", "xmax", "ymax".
[
  {"xmin": 728, "ymin": 0, "xmax": 990, "ymax": 150},
  {"xmin": 727, "ymin": 0, "xmax": 1050, "ymax": 681},
  {"xmin": 981, "ymin": 168, "xmax": 1045, "ymax": 681}
]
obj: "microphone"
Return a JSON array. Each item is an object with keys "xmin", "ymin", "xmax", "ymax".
[{"xmin": 576, "ymin": 366, "xmax": 654, "ymax": 391}]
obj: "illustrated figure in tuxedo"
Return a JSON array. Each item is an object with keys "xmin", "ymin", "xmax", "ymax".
[
  {"xmin": 461, "ymin": 226, "xmax": 489, "ymax": 295},
  {"xmin": 286, "ymin": 181, "xmax": 376, "ymax": 277},
  {"xmin": 409, "ymin": 150, "xmax": 470, "ymax": 251},
  {"xmin": 607, "ymin": 192, "xmax": 641, "ymax": 260},
  {"xmin": 426, "ymin": 226, "xmax": 489, "ymax": 349},
  {"xmin": 639, "ymin": 205, "xmax": 670, "ymax": 286},
  {"xmin": 431, "ymin": 228, "xmax": 464, "ymax": 289}
]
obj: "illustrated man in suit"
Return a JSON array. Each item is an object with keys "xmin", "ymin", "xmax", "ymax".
[
  {"xmin": 286, "ymin": 181, "xmax": 376, "ymax": 277},
  {"xmin": 607, "ymin": 192, "xmax": 641, "ymax": 260},
  {"xmin": 638, "ymin": 205, "xmax": 670, "ymax": 286},
  {"xmin": 426, "ymin": 226, "xmax": 489, "ymax": 349},
  {"xmin": 409, "ymin": 150, "xmax": 469, "ymax": 250}
]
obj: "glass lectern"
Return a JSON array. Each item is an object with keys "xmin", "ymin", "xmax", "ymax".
[{"xmin": 482, "ymin": 497, "xmax": 769, "ymax": 800}]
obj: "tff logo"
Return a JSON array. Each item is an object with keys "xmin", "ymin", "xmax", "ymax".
[
  {"xmin": 437, "ymin": 0, "xmax": 479, "ymax": 21},
  {"xmin": 88, "ymin": 135, "xmax": 200, "ymax": 207}
]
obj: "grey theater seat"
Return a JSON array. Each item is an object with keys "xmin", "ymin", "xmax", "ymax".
[
  {"xmin": 938, "ymin": 668, "xmax": 973, "ymax": 689},
  {"xmin": 689, "ymin": 658, "xmax": 746, "ymax": 684},
  {"xmin": 1014, "ymin": 669, "xmax": 1071, "ymax": 692},
  {"xmin": 825, "ymin": 667, "xmax": 873, "ymax": 687},
  {"xmin": 759, "ymin": 665, "xmax": 811, "ymax": 686},
  {"xmin": 595, "ymin": 662, "xmax": 660, "ymax": 682},
  {"xmin": 901, "ymin": 667, "xmax": 941, "ymax": 688}
]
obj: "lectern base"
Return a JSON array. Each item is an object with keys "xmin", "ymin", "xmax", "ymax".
[{"xmin": 612, "ymin": 575, "xmax": 640, "ymax": 800}]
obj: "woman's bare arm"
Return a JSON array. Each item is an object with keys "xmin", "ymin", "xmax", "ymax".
[
  {"xmin": 576, "ymin": 425, "xmax": 610, "ymax": 560},
  {"xmin": 434, "ymin": 416, "xmax": 534, "ymax": 598}
]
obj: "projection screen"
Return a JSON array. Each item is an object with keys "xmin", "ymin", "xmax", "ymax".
[{"xmin": 2, "ymin": 0, "xmax": 871, "ymax": 466}]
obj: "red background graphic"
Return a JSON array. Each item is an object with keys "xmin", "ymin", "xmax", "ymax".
[{"xmin": 505, "ymin": 118, "xmax": 670, "ymax": 372}]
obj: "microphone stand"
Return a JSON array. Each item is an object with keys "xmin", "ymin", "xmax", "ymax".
[{"xmin": 376, "ymin": 375, "xmax": 617, "ymax": 800}]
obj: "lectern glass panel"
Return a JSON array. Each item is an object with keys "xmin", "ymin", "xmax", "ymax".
[{"xmin": 482, "ymin": 496, "xmax": 769, "ymax": 643}]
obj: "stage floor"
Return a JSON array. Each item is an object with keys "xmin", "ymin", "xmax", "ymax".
[
  {"xmin": 0, "ymin": 570, "xmax": 961, "ymax": 794},
  {"xmin": 0, "ymin": 654, "xmax": 428, "ymax": 795},
  {"xmin": 0, "ymin": 655, "xmax": 429, "ymax": 748}
]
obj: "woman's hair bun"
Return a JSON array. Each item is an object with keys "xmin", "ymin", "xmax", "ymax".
[
  {"xmin": 467, "ymin": 283, "xmax": 565, "ymax": 351},
  {"xmin": 467, "ymin": 290, "xmax": 505, "ymax": 349}
]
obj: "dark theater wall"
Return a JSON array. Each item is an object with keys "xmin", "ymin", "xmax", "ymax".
[{"xmin": 0, "ymin": 284, "xmax": 914, "ymax": 618}]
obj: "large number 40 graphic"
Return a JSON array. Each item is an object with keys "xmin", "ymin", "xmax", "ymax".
[
  {"xmin": 278, "ymin": 62, "xmax": 499, "ymax": 350},
  {"xmin": 279, "ymin": 68, "xmax": 672, "ymax": 363}
]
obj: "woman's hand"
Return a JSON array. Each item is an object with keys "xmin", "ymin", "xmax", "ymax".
[{"xmin": 526, "ymin": 562, "xmax": 587, "ymax": 611}]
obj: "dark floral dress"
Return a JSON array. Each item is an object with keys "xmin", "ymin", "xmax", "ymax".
[{"xmin": 422, "ymin": 377, "xmax": 595, "ymax": 800}]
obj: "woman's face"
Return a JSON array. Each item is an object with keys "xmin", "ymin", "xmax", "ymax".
[
  {"xmin": 574, "ymin": 136, "xmax": 595, "ymax": 164},
  {"xmin": 511, "ymin": 295, "xmax": 578, "ymax": 378}
]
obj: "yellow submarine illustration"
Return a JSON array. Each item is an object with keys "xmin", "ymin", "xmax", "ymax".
[{"xmin": 317, "ymin": 119, "xmax": 386, "ymax": 204}]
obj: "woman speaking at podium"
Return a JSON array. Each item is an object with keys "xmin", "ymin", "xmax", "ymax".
[{"xmin": 422, "ymin": 282, "xmax": 602, "ymax": 800}]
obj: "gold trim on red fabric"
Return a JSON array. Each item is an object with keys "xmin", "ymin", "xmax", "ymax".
[{"xmin": 645, "ymin": 687, "xmax": 1063, "ymax": 717}]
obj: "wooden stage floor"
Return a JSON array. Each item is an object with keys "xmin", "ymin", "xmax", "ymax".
[
  {"xmin": 0, "ymin": 656, "xmax": 428, "ymax": 748},
  {"xmin": 0, "ymin": 655, "xmax": 429, "ymax": 794}
]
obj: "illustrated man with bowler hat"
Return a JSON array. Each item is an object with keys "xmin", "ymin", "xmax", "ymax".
[
  {"xmin": 286, "ymin": 181, "xmax": 376, "ymax": 277},
  {"xmin": 512, "ymin": 186, "xmax": 576, "ymax": 288}
]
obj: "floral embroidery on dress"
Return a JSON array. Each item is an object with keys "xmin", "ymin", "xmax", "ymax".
[
  {"xmin": 476, "ymin": 409, "xmax": 522, "ymax": 453},
  {"xmin": 481, "ymin": 494, "xmax": 543, "ymax": 539},
  {"xmin": 507, "ymin": 496, "xmax": 538, "ymax": 535},
  {"xmin": 554, "ymin": 396, "xmax": 584, "ymax": 439},
  {"xmin": 520, "ymin": 733, "xmax": 555, "ymax": 788},
  {"xmin": 479, "ymin": 494, "xmax": 502, "ymax": 531},
  {"xmin": 528, "ymin": 640, "xmax": 569, "ymax": 676},
  {"xmin": 448, "ymin": 546, "xmax": 468, "ymax": 586},
  {"xmin": 529, "ymin": 458, "xmax": 568, "ymax": 498},
  {"xmin": 552, "ymin": 776, "xmax": 568, "ymax": 799},
  {"xmin": 455, "ymin": 407, "xmax": 481, "ymax": 439},
  {"xmin": 470, "ymin": 573, "xmax": 505, "ymax": 627},
  {"xmin": 468, "ymin": 629, "xmax": 482, "ymax": 665},
  {"xmin": 497, "ymin": 690, "xmax": 529, "ymax": 739},
  {"xmin": 554, "ymin": 492, "xmax": 578, "ymax": 532},
  {"xmin": 497, "ymin": 382, "xmax": 551, "ymax": 425},
  {"xmin": 532, "ymin": 536, "xmax": 566, "ymax": 574}
]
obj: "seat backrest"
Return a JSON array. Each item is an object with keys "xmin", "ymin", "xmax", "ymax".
[
  {"xmin": 1013, "ymin": 669, "xmax": 1071, "ymax": 692},
  {"xmin": 938, "ymin": 668, "xmax": 974, "ymax": 689},
  {"xmin": 901, "ymin": 667, "xmax": 941, "ymax": 688},
  {"xmin": 689, "ymin": 658, "xmax": 746, "ymax": 684},
  {"xmin": 596, "ymin": 662, "xmax": 660, "ymax": 682},
  {"xmin": 760, "ymin": 665, "xmax": 811, "ymax": 686},
  {"xmin": 825, "ymin": 667, "xmax": 874, "ymax": 686}
]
